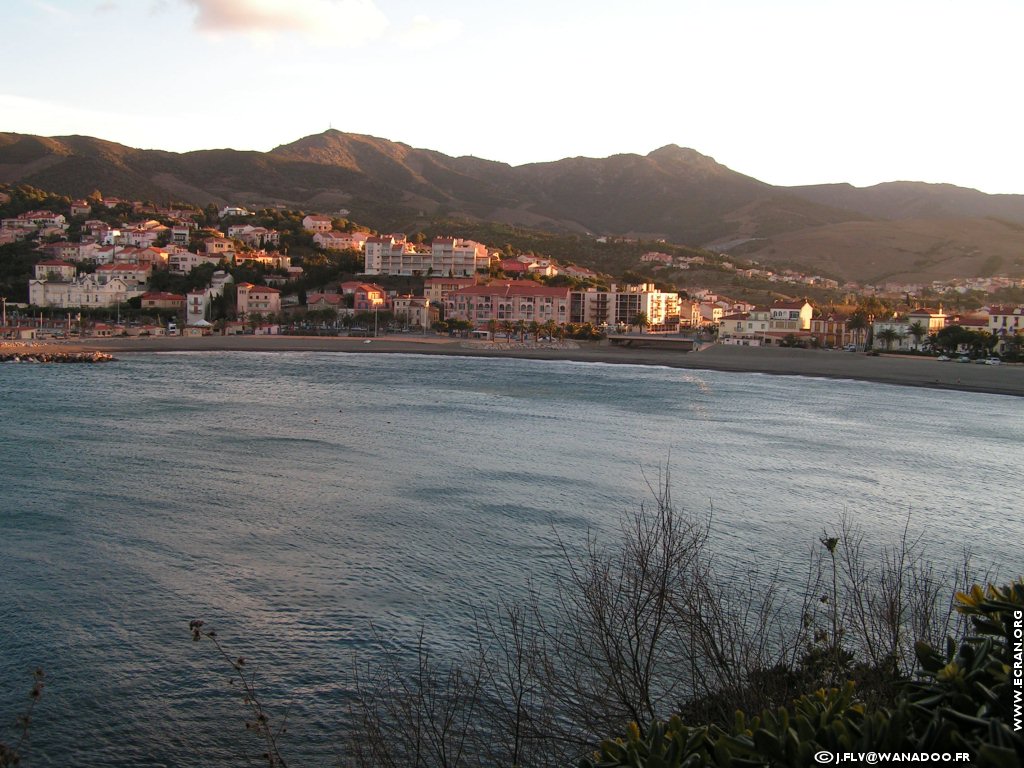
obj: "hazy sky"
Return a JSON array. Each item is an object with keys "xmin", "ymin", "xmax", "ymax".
[{"xmin": 3, "ymin": 0, "xmax": 1021, "ymax": 193}]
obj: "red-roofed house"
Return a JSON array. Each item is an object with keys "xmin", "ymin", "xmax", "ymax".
[
  {"xmin": 141, "ymin": 292, "xmax": 186, "ymax": 312},
  {"xmin": 236, "ymin": 283, "xmax": 281, "ymax": 317},
  {"xmin": 339, "ymin": 281, "xmax": 389, "ymax": 311},
  {"xmin": 499, "ymin": 259, "xmax": 529, "ymax": 275},
  {"xmin": 302, "ymin": 214, "xmax": 333, "ymax": 233},
  {"xmin": 809, "ymin": 313, "xmax": 854, "ymax": 349},
  {"xmin": 34, "ymin": 259, "xmax": 77, "ymax": 281},
  {"xmin": 70, "ymin": 200, "xmax": 92, "ymax": 217},
  {"xmin": 306, "ymin": 293, "xmax": 347, "ymax": 314}
]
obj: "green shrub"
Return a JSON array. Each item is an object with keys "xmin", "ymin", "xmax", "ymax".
[{"xmin": 582, "ymin": 581, "xmax": 1024, "ymax": 768}]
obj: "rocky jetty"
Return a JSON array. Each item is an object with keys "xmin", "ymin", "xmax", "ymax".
[{"xmin": 1, "ymin": 350, "xmax": 115, "ymax": 363}]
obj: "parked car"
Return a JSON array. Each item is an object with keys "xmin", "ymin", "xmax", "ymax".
[
  {"xmin": 985, "ymin": 357, "xmax": 1002, "ymax": 365},
  {"xmin": 957, "ymin": 356, "xmax": 971, "ymax": 363},
  {"xmin": 937, "ymin": 355, "xmax": 951, "ymax": 361}
]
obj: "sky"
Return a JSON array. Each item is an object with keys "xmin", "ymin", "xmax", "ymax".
[{"xmin": 3, "ymin": 0, "xmax": 1022, "ymax": 194}]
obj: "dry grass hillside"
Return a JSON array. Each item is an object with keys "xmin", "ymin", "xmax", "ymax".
[{"xmin": 733, "ymin": 217, "xmax": 1024, "ymax": 283}]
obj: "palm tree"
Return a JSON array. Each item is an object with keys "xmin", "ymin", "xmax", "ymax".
[
  {"xmin": 877, "ymin": 327, "xmax": 899, "ymax": 351},
  {"xmin": 846, "ymin": 311, "xmax": 868, "ymax": 349},
  {"xmin": 514, "ymin": 319, "xmax": 528, "ymax": 342},
  {"xmin": 908, "ymin": 321, "xmax": 927, "ymax": 351},
  {"xmin": 500, "ymin": 319, "xmax": 515, "ymax": 341},
  {"xmin": 631, "ymin": 312, "xmax": 650, "ymax": 334},
  {"xmin": 528, "ymin": 320, "xmax": 541, "ymax": 342},
  {"xmin": 486, "ymin": 318, "xmax": 498, "ymax": 342}
]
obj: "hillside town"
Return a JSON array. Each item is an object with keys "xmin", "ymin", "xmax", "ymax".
[{"xmin": 2, "ymin": 190, "xmax": 1022, "ymax": 361}]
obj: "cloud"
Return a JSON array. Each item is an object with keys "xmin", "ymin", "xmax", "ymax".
[
  {"xmin": 95, "ymin": 1, "xmax": 119, "ymax": 12},
  {"xmin": 31, "ymin": 1, "xmax": 74, "ymax": 20},
  {"xmin": 183, "ymin": 0, "xmax": 389, "ymax": 45},
  {"xmin": 395, "ymin": 15, "xmax": 463, "ymax": 48}
]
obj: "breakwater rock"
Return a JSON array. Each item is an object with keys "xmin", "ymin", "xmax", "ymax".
[{"xmin": 1, "ymin": 350, "xmax": 116, "ymax": 363}]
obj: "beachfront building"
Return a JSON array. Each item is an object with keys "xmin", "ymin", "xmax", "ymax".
[
  {"xmin": 236, "ymin": 283, "xmax": 281, "ymax": 318},
  {"xmin": 445, "ymin": 281, "xmax": 570, "ymax": 329},
  {"xmin": 718, "ymin": 309, "xmax": 770, "ymax": 345},
  {"xmin": 770, "ymin": 300, "xmax": 814, "ymax": 331},
  {"xmin": 424, "ymin": 276, "xmax": 477, "ymax": 307},
  {"xmin": 569, "ymin": 283, "xmax": 682, "ymax": 332},
  {"xmin": 987, "ymin": 305, "xmax": 1024, "ymax": 354},
  {"xmin": 907, "ymin": 307, "xmax": 947, "ymax": 339},
  {"xmin": 871, "ymin": 315, "xmax": 913, "ymax": 351},
  {"xmin": 718, "ymin": 301, "xmax": 816, "ymax": 345},
  {"xmin": 29, "ymin": 274, "xmax": 143, "ymax": 309},
  {"xmin": 392, "ymin": 296, "xmax": 436, "ymax": 330},
  {"xmin": 306, "ymin": 293, "xmax": 347, "ymax": 316},
  {"xmin": 810, "ymin": 313, "xmax": 855, "ymax": 348}
]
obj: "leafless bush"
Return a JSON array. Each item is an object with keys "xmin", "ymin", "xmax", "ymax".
[{"xmin": 196, "ymin": 472, "xmax": 978, "ymax": 767}]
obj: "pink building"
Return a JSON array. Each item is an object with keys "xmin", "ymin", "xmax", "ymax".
[
  {"xmin": 339, "ymin": 281, "xmax": 389, "ymax": 311},
  {"xmin": 445, "ymin": 281, "xmax": 570, "ymax": 328},
  {"xmin": 236, "ymin": 283, "xmax": 282, "ymax": 317}
]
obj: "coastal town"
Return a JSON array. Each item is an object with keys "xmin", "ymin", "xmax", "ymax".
[{"xmin": 1, "ymin": 188, "xmax": 1022, "ymax": 364}]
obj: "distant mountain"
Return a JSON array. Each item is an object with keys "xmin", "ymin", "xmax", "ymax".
[
  {"xmin": 2, "ymin": 129, "xmax": 1023, "ymax": 282},
  {"xmin": 787, "ymin": 180, "xmax": 1024, "ymax": 223}
]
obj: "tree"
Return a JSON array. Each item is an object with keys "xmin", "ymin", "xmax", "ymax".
[
  {"xmin": 907, "ymin": 321, "xmax": 926, "ymax": 350},
  {"xmin": 631, "ymin": 312, "xmax": 650, "ymax": 334},
  {"xmin": 846, "ymin": 311, "xmax": 868, "ymax": 349},
  {"xmin": 876, "ymin": 327, "xmax": 899, "ymax": 350}
]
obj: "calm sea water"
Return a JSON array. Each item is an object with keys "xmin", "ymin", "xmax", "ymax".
[{"xmin": 2, "ymin": 352, "xmax": 1021, "ymax": 766}]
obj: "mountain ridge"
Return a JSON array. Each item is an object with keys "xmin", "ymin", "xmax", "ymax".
[{"xmin": 2, "ymin": 129, "xmax": 1023, "ymax": 282}]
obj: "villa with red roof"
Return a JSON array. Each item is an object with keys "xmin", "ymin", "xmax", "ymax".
[
  {"xmin": 141, "ymin": 292, "xmax": 186, "ymax": 312},
  {"xmin": 236, "ymin": 283, "xmax": 281, "ymax": 317}
]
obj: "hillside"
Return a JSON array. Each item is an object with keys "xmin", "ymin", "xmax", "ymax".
[
  {"xmin": 731, "ymin": 217, "xmax": 1024, "ymax": 284},
  {"xmin": 2, "ymin": 129, "xmax": 1024, "ymax": 283}
]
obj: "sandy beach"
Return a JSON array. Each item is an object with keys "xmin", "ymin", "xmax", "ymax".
[{"xmin": 4, "ymin": 335, "xmax": 1023, "ymax": 397}]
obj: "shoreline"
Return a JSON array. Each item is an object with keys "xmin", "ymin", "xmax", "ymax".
[{"xmin": 4, "ymin": 335, "xmax": 1023, "ymax": 397}]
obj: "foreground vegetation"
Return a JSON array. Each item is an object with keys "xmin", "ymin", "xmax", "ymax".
[{"xmin": 182, "ymin": 477, "xmax": 1022, "ymax": 767}]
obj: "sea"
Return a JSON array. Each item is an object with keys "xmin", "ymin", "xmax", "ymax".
[{"xmin": 1, "ymin": 351, "xmax": 1021, "ymax": 766}]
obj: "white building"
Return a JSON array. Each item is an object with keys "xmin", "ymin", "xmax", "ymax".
[
  {"xmin": 30, "ymin": 274, "xmax": 143, "ymax": 308},
  {"xmin": 185, "ymin": 271, "xmax": 235, "ymax": 325},
  {"xmin": 570, "ymin": 283, "xmax": 682, "ymax": 332},
  {"xmin": 364, "ymin": 236, "xmax": 489, "ymax": 277}
]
